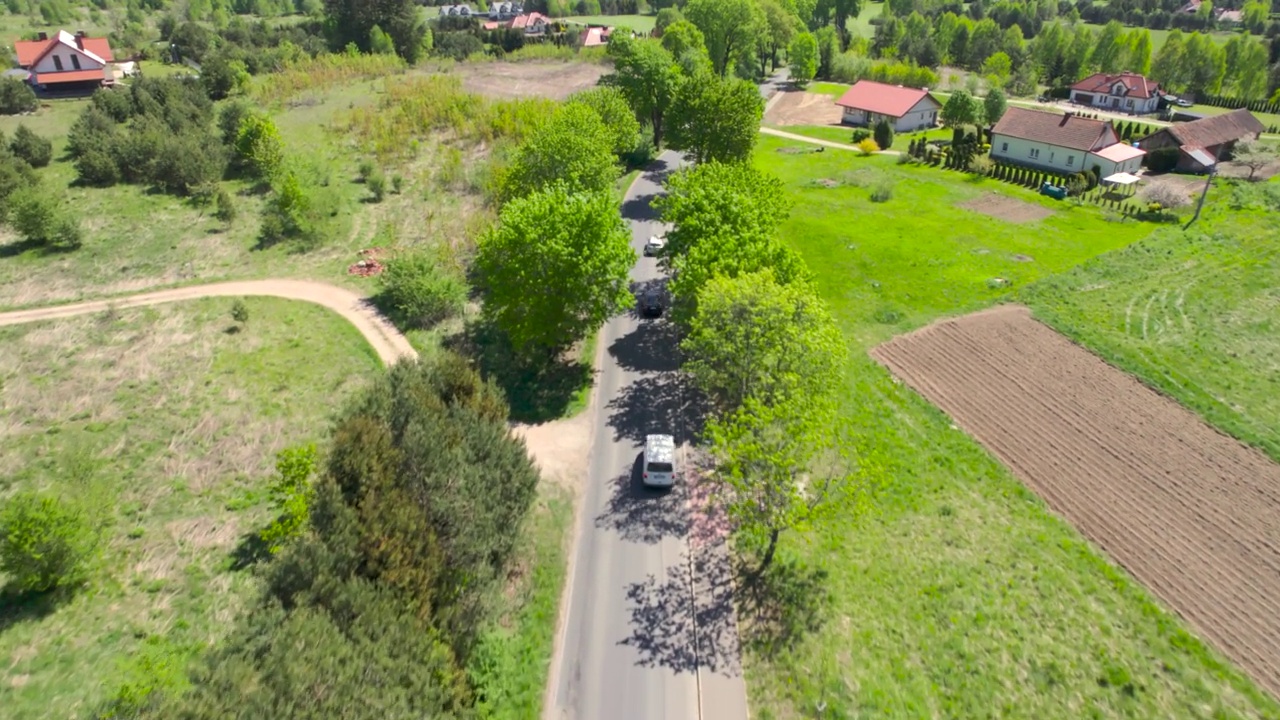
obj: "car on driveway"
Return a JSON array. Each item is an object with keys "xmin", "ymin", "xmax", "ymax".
[
  {"xmin": 639, "ymin": 288, "xmax": 663, "ymax": 317},
  {"xmin": 1176, "ymin": 98, "xmax": 1194, "ymax": 107},
  {"xmin": 643, "ymin": 236, "xmax": 666, "ymax": 256}
]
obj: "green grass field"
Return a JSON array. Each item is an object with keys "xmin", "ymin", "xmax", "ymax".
[
  {"xmin": 0, "ymin": 298, "xmax": 383, "ymax": 718},
  {"xmin": 769, "ymin": 123, "xmax": 952, "ymax": 152},
  {"xmin": 743, "ymin": 133, "xmax": 1280, "ymax": 718},
  {"xmin": 565, "ymin": 13, "xmax": 655, "ymax": 32},
  {"xmin": 1022, "ymin": 189, "xmax": 1280, "ymax": 463}
]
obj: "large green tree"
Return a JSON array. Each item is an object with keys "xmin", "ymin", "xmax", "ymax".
[
  {"xmin": 1090, "ymin": 20, "xmax": 1128, "ymax": 74},
  {"xmin": 476, "ymin": 186, "xmax": 636, "ymax": 356},
  {"xmin": 1224, "ymin": 33, "xmax": 1268, "ymax": 100},
  {"xmin": 940, "ymin": 89, "xmax": 980, "ymax": 127},
  {"xmin": 666, "ymin": 71, "xmax": 765, "ymax": 164},
  {"xmin": 1129, "ymin": 28, "xmax": 1153, "ymax": 76},
  {"xmin": 653, "ymin": 162, "xmax": 791, "ymax": 266},
  {"xmin": 660, "ymin": 19, "xmax": 709, "ymax": 61},
  {"xmin": 566, "ymin": 86, "xmax": 642, "ymax": 158},
  {"xmin": 323, "ymin": 0, "xmax": 426, "ymax": 61},
  {"xmin": 983, "ymin": 86, "xmax": 1007, "ymax": 124},
  {"xmin": 499, "ymin": 103, "xmax": 618, "ymax": 202},
  {"xmin": 789, "ymin": 31, "xmax": 818, "ymax": 86},
  {"xmin": 685, "ymin": 0, "xmax": 763, "ymax": 77},
  {"xmin": 756, "ymin": 0, "xmax": 799, "ymax": 76},
  {"xmin": 604, "ymin": 34, "xmax": 683, "ymax": 147}
]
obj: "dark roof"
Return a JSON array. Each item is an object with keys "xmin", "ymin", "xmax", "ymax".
[
  {"xmin": 1071, "ymin": 72, "xmax": 1159, "ymax": 99},
  {"xmin": 834, "ymin": 80, "xmax": 940, "ymax": 118},
  {"xmin": 991, "ymin": 107, "xmax": 1117, "ymax": 152},
  {"xmin": 1163, "ymin": 109, "xmax": 1266, "ymax": 148}
]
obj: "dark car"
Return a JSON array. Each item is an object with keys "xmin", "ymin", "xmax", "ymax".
[{"xmin": 640, "ymin": 289, "xmax": 663, "ymax": 317}]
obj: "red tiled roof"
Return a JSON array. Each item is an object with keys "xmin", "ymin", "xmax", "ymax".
[
  {"xmin": 581, "ymin": 27, "xmax": 608, "ymax": 46},
  {"xmin": 1071, "ymin": 72, "xmax": 1160, "ymax": 99},
  {"xmin": 33, "ymin": 68, "xmax": 109, "ymax": 84},
  {"xmin": 15, "ymin": 32, "xmax": 113, "ymax": 68},
  {"xmin": 834, "ymin": 80, "xmax": 939, "ymax": 118},
  {"xmin": 992, "ymin": 107, "xmax": 1117, "ymax": 152}
]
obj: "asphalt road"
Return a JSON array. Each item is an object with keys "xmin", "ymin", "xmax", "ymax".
[{"xmin": 547, "ymin": 151, "xmax": 747, "ymax": 720}]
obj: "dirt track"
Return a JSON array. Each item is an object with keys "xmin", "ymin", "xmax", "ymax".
[
  {"xmin": 453, "ymin": 61, "xmax": 607, "ymax": 100},
  {"xmin": 870, "ymin": 304, "xmax": 1280, "ymax": 699}
]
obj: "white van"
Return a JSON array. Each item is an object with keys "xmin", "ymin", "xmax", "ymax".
[{"xmin": 642, "ymin": 434, "xmax": 677, "ymax": 488}]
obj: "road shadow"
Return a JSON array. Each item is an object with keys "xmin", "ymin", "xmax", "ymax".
[
  {"xmin": 606, "ymin": 372, "xmax": 709, "ymax": 446},
  {"xmin": 608, "ymin": 317, "xmax": 680, "ymax": 375},
  {"xmin": 595, "ymin": 454, "xmax": 690, "ymax": 544},
  {"xmin": 622, "ymin": 192, "xmax": 662, "ymax": 222},
  {"xmin": 619, "ymin": 543, "xmax": 742, "ymax": 676}
]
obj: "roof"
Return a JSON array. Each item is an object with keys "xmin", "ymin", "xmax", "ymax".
[
  {"xmin": 510, "ymin": 12, "xmax": 548, "ymax": 29},
  {"xmin": 644, "ymin": 434, "xmax": 675, "ymax": 462},
  {"xmin": 1102, "ymin": 171, "xmax": 1141, "ymax": 185},
  {"xmin": 1162, "ymin": 108, "xmax": 1266, "ymax": 149},
  {"xmin": 1091, "ymin": 143, "xmax": 1145, "ymax": 162},
  {"xmin": 33, "ymin": 68, "xmax": 109, "ymax": 85},
  {"xmin": 15, "ymin": 30, "xmax": 113, "ymax": 68},
  {"xmin": 581, "ymin": 27, "xmax": 609, "ymax": 46},
  {"xmin": 834, "ymin": 80, "xmax": 939, "ymax": 118},
  {"xmin": 991, "ymin": 107, "xmax": 1116, "ymax": 152},
  {"xmin": 1071, "ymin": 72, "xmax": 1159, "ymax": 99},
  {"xmin": 1182, "ymin": 145, "xmax": 1218, "ymax": 167}
]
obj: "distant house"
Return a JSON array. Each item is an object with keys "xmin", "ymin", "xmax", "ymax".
[
  {"xmin": 579, "ymin": 26, "xmax": 613, "ymax": 47},
  {"xmin": 487, "ymin": 1, "xmax": 522, "ymax": 18},
  {"xmin": 14, "ymin": 30, "xmax": 113, "ymax": 91},
  {"xmin": 1139, "ymin": 108, "xmax": 1266, "ymax": 172},
  {"xmin": 834, "ymin": 80, "xmax": 940, "ymax": 132},
  {"xmin": 1069, "ymin": 72, "xmax": 1161, "ymax": 115},
  {"xmin": 990, "ymin": 107, "xmax": 1143, "ymax": 175},
  {"xmin": 438, "ymin": 4, "xmax": 475, "ymax": 16},
  {"xmin": 483, "ymin": 11, "xmax": 550, "ymax": 34}
]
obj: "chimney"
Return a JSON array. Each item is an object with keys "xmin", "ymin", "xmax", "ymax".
[
  {"xmin": 37, "ymin": 31, "xmax": 47, "ymax": 40},
  {"xmin": 76, "ymin": 30, "xmax": 86, "ymax": 49},
  {"xmin": 1060, "ymin": 113, "xmax": 1071, "ymax": 126}
]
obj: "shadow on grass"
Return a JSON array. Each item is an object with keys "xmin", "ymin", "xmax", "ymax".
[
  {"xmin": 229, "ymin": 531, "xmax": 273, "ymax": 571},
  {"xmin": 0, "ymin": 238, "xmax": 80, "ymax": 259},
  {"xmin": 595, "ymin": 453, "xmax": 689, "ymax": 544},
  {"xmin": 732, "ymin": 552, "xmax": 832, "ymax": 657},
  {"xmin": 0, "ymin": 585, "xmax": 67, "ymax": 635}
]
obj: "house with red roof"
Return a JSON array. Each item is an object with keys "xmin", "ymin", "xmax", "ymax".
[
  {"xmin": 990, "ymin": 107, "xmax": 1145, "ymax": 177},
  {"xmin": 14, "ymin": 30, "xmax": 114, "ymax": 91},
  {"xmin": 834, "ymin": 80, "xmax": 941, "ymax": 132},
  {"xmin": 1069, "ymin": 72, "xmax": 1161, "ymax": 115},
  {"xmin": 579, "ymin": 26, "xmax": 612, "ymax": 47}
]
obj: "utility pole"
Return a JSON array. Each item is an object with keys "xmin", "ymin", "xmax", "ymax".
[{"xmin": 1183, "ymin": 143, "xmax": 1225, "ymax": 230}]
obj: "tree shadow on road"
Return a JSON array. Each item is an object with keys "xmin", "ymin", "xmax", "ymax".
[
  {"xmin": 605, "ymin": 373, "xmax": 708, "ymax": 446},
  {"xmin": 594, "ymin": 454, "xmax": 690, "ymax": 544},
  {"xmin": 608, "ymin": 313, "xmax": 680, "ymax": 374},
  {"xmin": 619, "ymin": 544, "xmax": 742, "ymax": 676}
]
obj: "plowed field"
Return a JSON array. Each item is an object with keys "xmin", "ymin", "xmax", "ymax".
[{"xmin": 870, "ymin": 304, "xmax": 1280, "ymax": 700}]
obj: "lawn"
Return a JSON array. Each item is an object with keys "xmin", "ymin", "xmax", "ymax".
[
  {"xmin": 769, "ymin": 124, "xmax": 952, "ymax": 152},
  {"xmin": 743, "ymin": 133, "xmax": 1280, "ymax": 718},
  {"xmin": 0, "ymin": 297, "xmax": 383, "ymax": 718},
  {"xmin": 565, "ymin": 13, "xmax": 655, "ymax": 32},
  {"xmin": 1022, "ymin": 186, "xmax": 1280, "ymax": 463}
]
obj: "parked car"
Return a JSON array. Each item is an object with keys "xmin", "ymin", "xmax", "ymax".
[
  {"xmin": 640, "ymin": 288, "xmax": 663, "ymax": 317},
  {"xmin": 643, "ymin": 236, "xmax": 666, "ymax": 256},
  {"xmin": 1176, "ymin": 98, "xmax": 1193, "ymax": 107}
]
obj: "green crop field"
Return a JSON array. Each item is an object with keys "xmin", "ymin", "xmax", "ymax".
[
  {"xmin": 565, "ymin": 13, "xmax": 656, "ymax": 32},
  {"xmin": 743, "ymin": 133, "xmax": 1280, "ymax": 719}
]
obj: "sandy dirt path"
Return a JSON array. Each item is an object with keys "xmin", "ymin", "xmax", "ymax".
[{"xmin": 0, "ymin": 279, "xmax": 417, "ymax": 365}]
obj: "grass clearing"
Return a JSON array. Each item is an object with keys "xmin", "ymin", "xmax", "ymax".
[
  {"xmin": 744, "ymin": 133, "xmax": 1280, "ymax": 718},
  {"xmin": 0, "ymin": 297, "xmax": 382, "ymax": 719},
  {"xmin": 770, "ymin": 124, "xmax": 952, "ymax": 152},
  {"xmin": 565, "ymin": 14, "xmax": 656, "ymax": 32},
  {"xmin": 1022, "ymin": 192, "xmax": 1280, "ymax": 463}
]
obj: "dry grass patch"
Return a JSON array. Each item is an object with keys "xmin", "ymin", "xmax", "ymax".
[{"xmin": 959, "ymin": 192, "xmax": 1056, "ymax": 224}]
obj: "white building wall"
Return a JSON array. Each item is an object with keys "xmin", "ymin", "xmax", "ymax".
[
  {"xmin": 991, "ymin": 134, "xmax": 1092, "ymax": 172},
  {"xmin": 32, "ymin": 45, "xmax": 104, "ymax": 74},
  {"xmin": 1085, "ymin": 152, "xmax": 1144, "ymax": 178},
  {"xmin": 894, "ymin": 98, "xmax": 939, "ymax": 132},
  {"xmin": 1069, "ymin": 89, "xmax": 1159, "ymax": 115},
  {"xmin": 841, "ymin": 107, "xmax": 868, "ymax": 125}
]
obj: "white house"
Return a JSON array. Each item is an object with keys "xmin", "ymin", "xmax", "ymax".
[
  {"xmin": 834, "ymin": 80, "xmax": 941, "ymax": 133},
  {"xmin": 14, "ymin": 30, "xmax": 113, "ymax": 90},
  {"xmin": 990, "ymin": 107, "xmax": 1132, "ymax": 174},
  {"xmin": 1069, "ymin": 72, "xmax": 1161, "ymax": 115},
  {"xmin": 1087, "ymin": 142, "xmax": 1146, "ymax": 178}
]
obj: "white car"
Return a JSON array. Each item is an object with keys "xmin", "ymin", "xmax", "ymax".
[
  {"xmin": 643, "ymin": 236, "xmax": 666, "ymax": 257},
  {"xmin": 641, "ymin": 434, "xmax": 677, "ymax": 488}
]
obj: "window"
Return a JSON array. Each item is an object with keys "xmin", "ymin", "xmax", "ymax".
[
  {"xmin": 71, "ymin": 54, "xmax": 81, "ymax": 70},
  {"xmin": 1001, "ymin": 142, "xmax": 1008, "ymax": 152},
  {"xmin": 1126, "ymin": 99, "xmax": 1133, "ymax": 108},
  {"xmin": 1067, "ymin": 155, "xmax": 1075, "ymax": 166},
  {"xmin": 1050, "ymin": 152, "xmax": 1055, "ymax": 162},
  {"xmin": 52, "ymin": 55, "xmax": 63, "ymax": 71},
  {"xmin": 1029, "ymin": 148, "xmax": 1040, "ymax": 159}
]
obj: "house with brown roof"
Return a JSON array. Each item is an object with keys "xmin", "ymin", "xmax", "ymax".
[
  {"xmin": 1069, "ymin": 72, "xmax": 1161, "ymax": 115},
  {"xmin": 990, "ymin": 107, "xmax": 1145, "ymax": 177},
  {"xmin": 834, "ymin": 80, "xmax": 941, "ymax": 132},
  {"xmin": 1138, "ymin": 108, "xmax": 1266, "ymax": 172},
  {"xmin": 14, "ymin": 30, "xmax": 114, "ymax": 91}
]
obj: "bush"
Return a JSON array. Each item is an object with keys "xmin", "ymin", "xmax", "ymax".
[
  {"xmin": 74, "ymin": 147, "xmax": 121, "ymax": 186},
  {"xmin": 391, "ymin": 174, "xmax": 404, "ymax": 194},
  {"xmin": 9, "ymin": 125, "xmax": 52, "ymax": 168},
  {"xmin": 869, "ymin": 178, "xmax": 893, "ymax": 202},
  {"xmin": 1146, "ymin": 146, "xmax": 1180, "ymax": 173},
  {"xmin": 850, "ymin": 128, "xmax": 871, "ymax": 143},
  {"xmin": 367, "ymin": 170, "xmax": 387, "ymax": 202},
  {"xmin": 7, "ymin": 187, "xmax": 70, "ymax": 247},
  {"xmin": 0, "ymin": 76, "xmax": 37, "ymax": 115},
  {"xmin": 0, "ymin": 492, "xmax": 99, "ymax": 593},
  {"xmin": 1140, "ymin": 180, "xmax": 1192, "ymax": 209},
  {"xmin": 968, "ymin": 155, "xmax": 994, "ymax": 175},
  {"xmin": 214, "ymin": 188, "xmax": 237, "ymax": 223},
  {"xmin": 379, "ymin": 251, "xmax": 467, "ymax": 329},
  {"xmin": 357, "ymin": 158, "xmax": 376, "ymax": 182},
  {"xmin": 873, "ymin": 120, "xmax": 894, "ymax": 153},
  {"xmin": 231, "ymin": 299, "xmax": 250, "ymax": 324},
  {"xmin": 856, "ymin": 138, "xmax": 880, "ymax": 155}
]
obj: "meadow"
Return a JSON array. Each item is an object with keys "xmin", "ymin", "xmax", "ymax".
[
  {"xmin": 565, "ymin": 13, "xmax": 656, "ymax": 32},
  {"xmin": 743, "ymin": 133, "xmax": 1280, "ymax": 718}
]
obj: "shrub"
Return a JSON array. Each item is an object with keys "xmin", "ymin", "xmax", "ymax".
[
  {"xmin": 873, "ymin": 119, "xmax": 894, "ymax": 152},
  {"xmin": 218, "ymin": 100, "xmax": 253, "ymax": 145},
  {"xmin": 234, "ymin": 113, "xmax": 285, "ymax": 179},
  {"xmin": 1145, "ymin": 147, "xmax": 1180, "ymax": 173},
  {"xmin": 214, "ymin": 188, "xmax": 237, "ymax": 223},
  {"xmin": 391, "ymin": 174, "xmax": 404, "ymax": 194},
  {"xmin": 9, "ymin": 125, "xmax": 52, "ymax": 168},
  {"xmin": 379, "ymin": 251, "xmax": 467, "ymax": 329},
  {"xmin": 74, "ymin": 147, "xmax": 121, "ymax": 186},
  {"xmin": 0, "ymin": 492, "xmax": 99, "ymax": 593},
  {"xmin": 8, "ymin": 187, "xmax": 68, "ymax": 246},
  {"xmin": 1140, "ymin": 180, "xmax": 1192, "ymax": 209},
  {"xmin": 231, "ymin": 299, "xmax": 249, "ymax": 324},
  {"xmin": 367, "ymin": 171, "xmax": 387, "ymax": 202},
  {"xmin": 850, "ymin": 128, "xmax": 871, "ymax": 143},
  {"xmin": 968, "ymin": 155, "xmax": 994, "ymax": 174},
  {"xmin": 357, "ymin": 158, "xmax": 376, "ymax": 182},
  {"xmin": 869, "ymin": 178, "xmax": 894, "ymax": 202},
  {"xmin": 150, "ymin": 132, "xmax": 227, "ymax": 195},
  {"xmin": 259, "ymin": 445, "xmax": 316, "ymax": 553},
  {"xmin": 856, "ymin": 138, "xmax": 880, "ymax": 156},
  {"xmin": 0, "ymin": 76, "xmax": 37, "ymax": 115}
]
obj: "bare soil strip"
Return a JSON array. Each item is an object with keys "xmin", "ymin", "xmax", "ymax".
[
  {"xmin": 870, "ymin": 304, "xmax": 1280, "ymax": 699},
  {"xmin": 959, "ymin": 193, "xmax": 1054, "ymax": 224},
  {"xmin": 763, "ymin": 90, "xmax": 843, "ymax": 126}
]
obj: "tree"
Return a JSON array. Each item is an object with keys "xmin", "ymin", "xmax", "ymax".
[
  {"xmin": 873, "ymin": 118, "xmax": 893, "ymax": 151},
  {"xmin": 0, "ymin": 492, "xmax": 100, "ymax": 593},
  {"xmin": 9, "ymin": 124, "xmax": 51, "ymax": 168},
  {"xmin": 231, "ymin": 299, "xmax": 250, "ymax": 324},
  {"xmin": 369, "ymin": 23, "xmax": 396, "ymax": 54},
  {"xmin": 378, "ymin": 251, "xmax": 467, "ymax": 328},
  {"xmin": 814, "ymin": 25, "xmax": 839, "ymax": 79},
  {"xmin": 983, "ymin": 86, "xmax": 1007, "ymax": 124},
  {"xmin": 980, "ymin": 51, "xmax": 1012, "ymax": 84},
  {"xmin": 1129, "ymin": 28, "xmax": 1153, "ymax": 76},
  {"xmin": 814, "ymin": 0, "xmax": 862, "ymax": 50},
  {"xmin": 476, "ymin": 186, "xmax": 635, "ymax": 356},
  {"xmin": 653, "ymin": 162, "xmax": 791, "ymax": 266},
  {"xmin": 655, "ymin": 6, "xmax": 684, "ymax": 35},
  {"xmin": 499, "ymin": 103, "xmax": 618, "ymax": 202},
  {"xmin": 666, "ymin": 71, "xmax": 764, "ymax": 164},
  {"xmin": 1091, "ymin": 20, "xmax": 1127, "ymax": 74},
  {"xmin": 603, "ymin": 35, "xmax": 683, "ymax": 148},
  {"xmin": 685, "ymin": 0, "xmax": 763, "ymax": 77},
  {"xmin": 566, "ymin": 87, "xmax": 640, "ymax": 159},
  {"xmin": 6, "ymin": 186, "xmax": 82, "ymax": 250},
  {"xmin": 1229, "ymin": 139, "xmax": 1276, "ymax": 180},
  {"xmin": 660, "ymin": 19, "xmax": 708, "ymax": 61},
  {"xmin": 323, "ymin": 0, "xmax": 426, "ymax": 62},
  {"xmin": 0, "ymin": 76, "xmax": 37, "ymax": 115},
  {"xmin": 1224, "ymin": 34, "xmax": 1268, "ymax": 100},
  {"xmin": 940, "ymin": 89, "xmax": 980, "ymax": 127},
  {"xmin": 200, "ymin": 52, "xmax": 250, "ymax": 100},
  {"xmin": 1152, "ymin": 29, "xmax": 1188, "ymax": 93},
  {"xmin": 789, "ymin": 32, "xmax": 818, "ymax": 87},
  {"xmin": 756, "ymin": 0, "xmax": 798, "ymax": 76},
  {"xmin": 260, "ymin": 445, "xmax": 317, "ymax": 553},
  {"xmin": 234, "ymin": 113, "xmax": 286, "ymax": 179},
  {"xmin": 683, "ymin": 269, "xmax": 845, "ymax": 414}
]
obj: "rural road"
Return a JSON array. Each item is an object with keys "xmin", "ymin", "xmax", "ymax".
[
  {"xmin": 0, "ymin": 279, "xmax": 417, "ymax": 365},
  {"xmin": 546, "ymin": 152, "xmax": 749, "ymax": 720}
]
